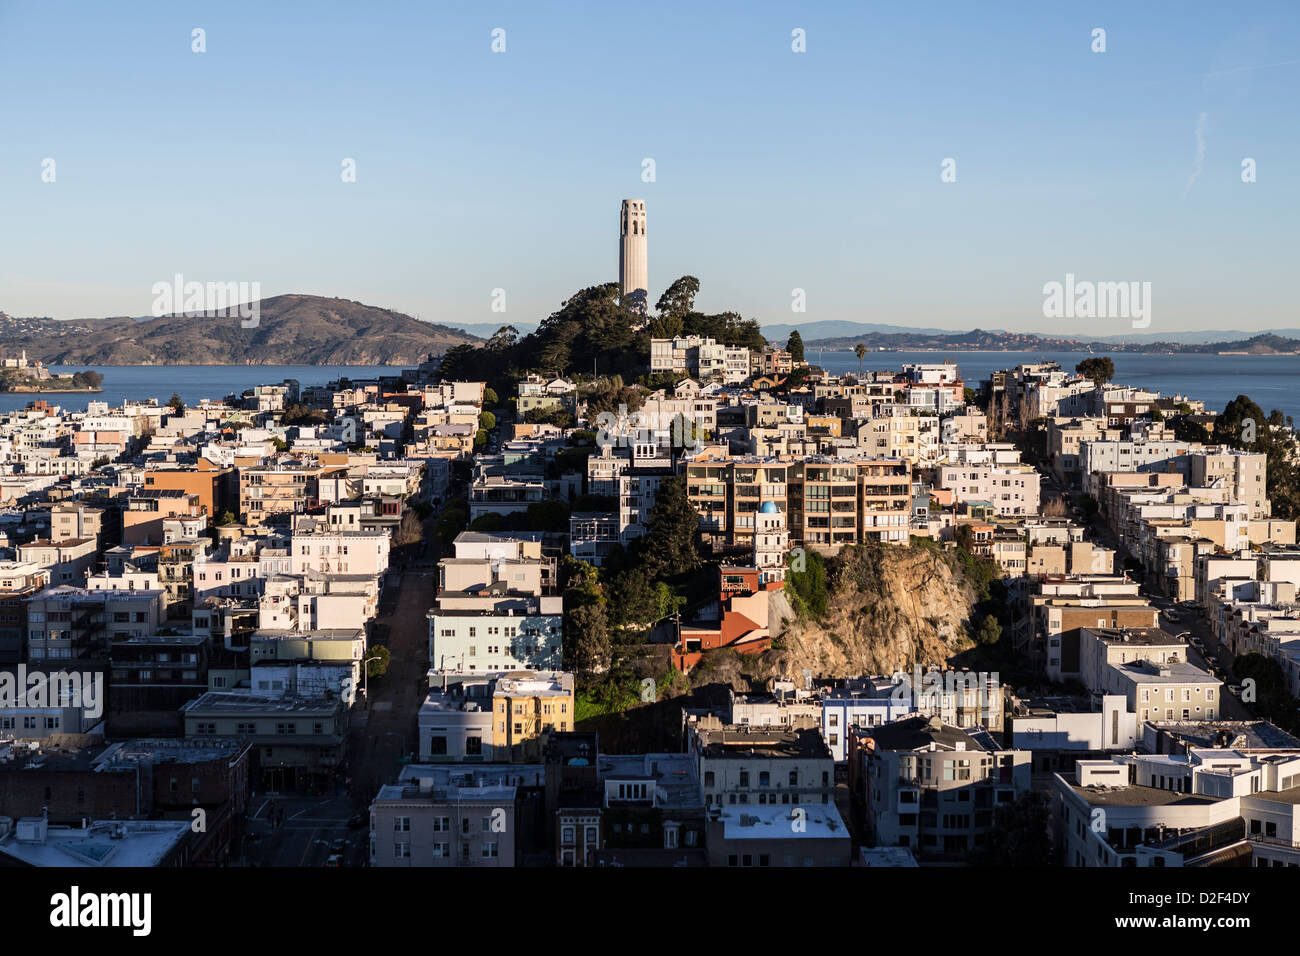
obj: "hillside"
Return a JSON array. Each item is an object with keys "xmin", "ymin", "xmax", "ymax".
[{"xmin": 0, "ymin": 295, "xmax": 481, "ymax": 365}]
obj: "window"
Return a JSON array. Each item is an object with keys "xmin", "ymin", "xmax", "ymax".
[
  {"xmin": 429, "ymin": 735, "xmax": 448, "ymax": 755},
  {"xmin": 482, "ymin": 842, "xmax": 498, "ymax": 858},
  {"xmin": 395, "ymin": 817, "xmax": 410, "ymax": 831},
  {"xmin": 395, "ymin": 842, "xmax": 410, "ymax": 859}
]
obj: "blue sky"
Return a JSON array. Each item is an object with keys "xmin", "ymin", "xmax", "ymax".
[{"xmin": 2, "ymin": 0, "xmax": 1298, "ymax": 334}]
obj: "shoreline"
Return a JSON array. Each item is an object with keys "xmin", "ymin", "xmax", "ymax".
[
  {"xmin": 806, "ymin": 348, "xmax": 1298, "ymax": 356},
  {"xmin": 0, "ymin": 386, "xmax": 105, "ymax": 394}
]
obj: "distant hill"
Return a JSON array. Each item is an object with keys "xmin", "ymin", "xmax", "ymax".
[
  {"xmin": 762, "ymin": 320, "xmax": 952, "ymax": 341},
  {"xmin": 0, "ymin": 295, "xmax": 481, "ymax": 365},
  {"xmin": 798, "ymin": 327, "xmax": 1300, "ymax": 354},
  {"xmin": 772, "ymin": 319, "xmax": 1300, "ymax": 349},
  {"xmin": 449, "ymin": 320, "xmax": 540, "ymax": 338},
  {"xmin": 1062, "ymin": 328, "xmax": 1300, "ymax": 345}
]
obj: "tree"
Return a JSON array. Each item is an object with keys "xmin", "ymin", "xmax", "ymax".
[
  {"xmin": 524, "ymin": 405, "xmax": 575, "ymax": 428},
  {"xmin": 364, "ymin": 645, "xmax": 391, "ymax": 680},
  {"xmin": 469, "ymin": 512, "xmax": 506, "ymax": 532},
  {"xmin": 785, "ymin": 330, "xmax": 805, "ymax": 364},
  {"xmin": 393, "ymin": 509, "xmax": 424, "ymax": 547},
  {"xmin": 653, "ymin": 581, "xmax": 685, "ymax": 621},
  {"xmin": 853, "ymin": 343, "xmax": 867, "ymax": 378},
  {"xmin": 954, "ymin": 523, "xmax": 975, "ymax": 552},
  {"xmin": 436, "ymin": 502, "xmax": 469, "ymax": 542},
  {"xmin": 166, "ymin": 392, "xmax": 186, "ymax": 414},
  {"xmin": 975, "ymin": 613, "xmax": 1002, "ymax": 646},
  {"xmin": 966, "ymin": 792, "xmax": 1054, "ymax": 866},
  {"xmin": 609, "ymin": 568, "xmax": 658, "ymax": 631},
  {"xmin": 282, "ymin": 403, "xmax": 327, "ymax": 427},
  {"xmin": 1215, "ymin": 395, "xmax": 1300, "ymax": 520},
  {"xmin": 561, "ymin": 555, "xmax": 605, "ymax": 608},
  {"xmin": 478, "ymin": 410, "xmax": 496, "ymax": 431},
  {"xmin": 483, "ymin": 386, "xmax": 499, "ymax": 408},
  {"xmin": 215, "ymin": 509, "xmax": 237, "ymax": 526},
  {"xmin": 1075, "ymin": 356, "xmax": 1115, "ymax": 387},
  {"xmin": 487, "ymin": 326, "xmax": 519, "ymax": 352},
  {"xmin": 565, "ymin": 603, "xmax": 611, "ymax": 674},
  {"xmin": 655, "ymin": 275, "xmax": 700, "ymax": 319},
  {"xmin": 525, "ymin": 499, "xmax": 570, "ymax": 532},
  {"xmin": 787, "ymin": 548, "xmax": 827, "ymax": 617},
  {"xmin": 647, "ymin": 314, "xmax": 684, "ymax": 339},
  {"xmin": 637, "ymin": 476, "xmax": 701, "ymax": 581}
]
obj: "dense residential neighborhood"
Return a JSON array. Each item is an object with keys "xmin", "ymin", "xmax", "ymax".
[{"xmin": 2, "ymin": 317, "xmax": 1299, "ymax": 875}]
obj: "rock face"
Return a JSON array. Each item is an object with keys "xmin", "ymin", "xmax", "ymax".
[{"xmin": 772, "ymin": 545, "xmax": 977, "ymax": 679}]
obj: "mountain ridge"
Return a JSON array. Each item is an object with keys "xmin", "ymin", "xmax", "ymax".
[{"xmin": 0, "ymin": 295, "xmax": 481, "ymax": 366}]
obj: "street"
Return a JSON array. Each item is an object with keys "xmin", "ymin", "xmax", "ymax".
[{"xmin": 240, "ymin": 793, "xmax": 363, "ymax": 867}]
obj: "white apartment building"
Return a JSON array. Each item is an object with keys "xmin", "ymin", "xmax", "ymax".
[
  {"xmin": 936, "ymin": 463, "xmax": 1040, "ymax": 516},
  {"xmin": 288, "ymin": 529, "xmax": 389, "ymax": 577},
  {"xmin": 427, "ymin": 599, "xmax": 563, "ymax": 674},
  {"xmin": 1056, "ymin": 749, "xmax": 1300, "ymax": 867}
]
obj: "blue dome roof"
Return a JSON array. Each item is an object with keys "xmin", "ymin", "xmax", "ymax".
[{"xmin": 760, "ymin": 501, "xmax": 779, "ymax": 514}]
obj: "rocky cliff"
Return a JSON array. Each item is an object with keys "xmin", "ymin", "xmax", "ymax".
[{"xmin": 771, "ymin": 543, "xmax": 979, "ymax": 679}]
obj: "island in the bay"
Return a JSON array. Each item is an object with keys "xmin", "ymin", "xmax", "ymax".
[{"xmin": 0, "ymin": 351, "xmax": 103, "ymax": 393}]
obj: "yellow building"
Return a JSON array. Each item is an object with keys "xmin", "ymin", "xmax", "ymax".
[{"xmin": 492, "ymin": 670, "xmax": 575, "ymax": 762}]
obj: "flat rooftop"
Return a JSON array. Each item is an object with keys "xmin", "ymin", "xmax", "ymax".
[
  {"xmin": 1065, "ymin": 781, "xmax": 1219, "ymax": 808},
  {"xmin": 0, "ymin": 819, "xmax": 191, "ymax": 867},
  {"xmin": 1149, "ymin": 720, "xmax": 1300, "ymax": 750},
  {"xmin": 1087, "ymin": 626, "xmax": 1179, "ymax": 646},
  {"xmin": 696, "ymin": 727, "xmax": 831, "ymax": 761},
  {"xmin": 714, "ymin": 802, "xmax": 849, "ymax": 841}
]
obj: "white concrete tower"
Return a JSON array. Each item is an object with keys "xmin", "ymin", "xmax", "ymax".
[
  {"xmin": 619, "ymin": 199, "xmax": 648, "ymax": 315},
  {"xmin": 754, "ymin": 501, "xmax": 788, "ymax": 586}
]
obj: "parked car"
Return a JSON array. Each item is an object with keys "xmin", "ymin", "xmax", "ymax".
[
  {"xmin": 346, "ymin": 814, "xmax": 366, "ymax": 830},
  {"xmin": 1228, "ymin": 684, "xmax": 1244, "ymax": 697},
  {"xmin": 325, "ymin": 854, "xmax": 343, "ymax": 867},
  {"xmin": 330, "ymin": 838, "xmax": 349, "ymax": 853}
]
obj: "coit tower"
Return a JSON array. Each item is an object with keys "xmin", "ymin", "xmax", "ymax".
[{"xmin": 619, "ymin": 199, "xmax": 648, "ymax": 315}]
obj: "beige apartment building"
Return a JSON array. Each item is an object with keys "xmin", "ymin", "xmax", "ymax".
[
  {"xmin": 684, "ymin": 455, "xmax": 912, "ymax": 551},
  {"xmin": 50, "ymin": 502, "xmax": 105, "ymax": 544},
  {"xmin": 1189, "ymin": 447, "xmax": 1269, "ymax": 518},
  {"xmin": 239, "ymin": 464, "xmax": 324, "ymax": 524}
]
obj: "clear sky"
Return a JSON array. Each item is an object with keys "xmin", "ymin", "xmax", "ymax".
[{"xmin": 2, "ymin": 0, "xmax": 1298, "ymax": 334}]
